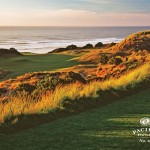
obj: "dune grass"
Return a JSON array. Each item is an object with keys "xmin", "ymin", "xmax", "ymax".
[
  {"xmin": 0, "ymin": 63, "xmax": 150, "ymax": 125},
  {"xmin": 0, "ymin": 54, "xmax": 78, "ymax": 81},
  {"xmin": 0, "ymin": 88, "xmax": 150, "ymax": 150}
]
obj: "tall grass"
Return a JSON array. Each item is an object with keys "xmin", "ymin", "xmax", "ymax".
[{"xmin": 0, "ymin": 63, "xmax": 150, "ymax": 124}]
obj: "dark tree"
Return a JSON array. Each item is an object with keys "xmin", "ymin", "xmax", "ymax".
[
  {"xmin": 82, "ymin": 43, "xmax": 93, "ymax": 49},
  {"xmin": 95, "ymin": 42, "xmax": 103, "ymax": 48}
]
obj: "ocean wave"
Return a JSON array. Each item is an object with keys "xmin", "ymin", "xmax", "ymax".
[{"xmin": 0, "ymin": 37, "xmax": 123, "ymax": 54}]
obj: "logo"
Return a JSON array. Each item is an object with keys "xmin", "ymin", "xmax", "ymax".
[
  {"xmin": 140, "ymin": 117, "xmax": 150, "ymax": 126},
  {"xmin": 133, "ymin": 117, "xmax": 150, "ymax": 143}
]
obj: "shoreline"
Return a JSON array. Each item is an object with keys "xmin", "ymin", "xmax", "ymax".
[
  {"xmin": 1, "ymin": 26, "xmax": 150, "ymax": 54},
  {"xmin": 0, "ymin": 41, "xmax": 118, "ymax": 55},
  {"xmin": 0, "ymin": 38, "xmax": 123, "ymax": 54}
]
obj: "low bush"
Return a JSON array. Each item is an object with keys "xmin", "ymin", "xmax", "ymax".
[
  {"xmin": 95, "ymin": 42, "xmax": 103, "ymax": 48},
  {"xmin": 82, "ymin": 44, "xmax": 93, "ymax": 49},
  {"xmin": 108, "ymin": 57, "xmax": 123, "ymax": 65},
  {"xmin": 99, "ymin": 54, "xmax": 109, "ymax": 64}
]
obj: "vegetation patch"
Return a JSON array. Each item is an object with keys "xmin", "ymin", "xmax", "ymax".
[
  {"xmin": 0, "ymin": 63, "xmax": 150, "ymax": 128},
  {"xmin": 0, "ymin": 54, "xmax": 78, "ymax": 81},
  {"xmin": 0, "ymin": 48, "xmax": 22, "ymax": 57},
  {"xmin": 0, "ymin": 30, "xmax": 150, "ymax": 137},
  {"xmin": 109, "ymin": 30, "xmax": 150, "ymax": 52}
]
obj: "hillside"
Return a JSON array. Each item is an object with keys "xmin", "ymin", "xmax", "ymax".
[
  {"xmin": 0, "ymin": 30, "xmax": 150, "ymax": 135},
  {"xmin": 79, "ymin": 30, "xmax": 150, "ymax": 63},
  {"xmin": 109, "ymin": 30, "xmax": 150, "ymax": 52},
  {"xmin": 0, "ymin": 71, "xmax": 85, "ymax": 103},
  {"xmin": 0, "ymin": 48, "xmax": 22, "ymax": 57},
  {"xmin": 0, "ymin": 62, "xmax": 150, "ymax": 126},
  {"xmin": 76, "ymin": 30, "xmax": 150, "ymax": 80}
]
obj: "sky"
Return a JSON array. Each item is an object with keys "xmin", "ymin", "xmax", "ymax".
[{"xmin": 0, "ymin": 0, "xmax": 150, "ymax": 26}]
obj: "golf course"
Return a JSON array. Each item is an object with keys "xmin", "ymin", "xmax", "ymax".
[
  {"xmin": 0, "ymin": 30, "xmax": 150, "ymax": 150},
  {"xmin": 0, "ymin": 54, "xmax": 78, "ymax": 81},
  {"xmin": 0, "ymin": 89, "xmax": 150, "ymax": 149}
]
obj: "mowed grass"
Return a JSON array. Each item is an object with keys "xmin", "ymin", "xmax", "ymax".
[
  {"xmin": 0, "ymin": 89, "xmax": 150, "ymax": 150},
  {"xmin": 0, "ymin": 54, "xmax": 78, "ymax": 81}
]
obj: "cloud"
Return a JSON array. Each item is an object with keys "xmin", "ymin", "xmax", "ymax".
[
  {"xmin": 0, "ymin": 8, "xmax": 150, "ymax": 26},
  {"xmin": 81, "ymin": 0, "xmax": 114, "ymax": 4},
  {"xmin": 0, "ymin": 0, "xmax": 149, "ymax": 26},
  {"xmin": 0, "ymin": 0, "xmax": 150, "ymax": 13},
  {"xmin": 79, "ymin": 0, "xmax": 150, "ymax": 13}
]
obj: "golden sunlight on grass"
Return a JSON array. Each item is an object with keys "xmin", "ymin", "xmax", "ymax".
[{"xmin": 0, "ymin": 63, "xmax": 150, "ymax": 124}]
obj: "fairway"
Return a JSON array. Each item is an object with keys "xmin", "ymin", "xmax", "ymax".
[
  {"xmin": 0, "ymin": 54, "xmax": 78, "ymax": 81},
  {"xmin": 0, "ymin": 89, "xmax": 150, "ymax": 150}
]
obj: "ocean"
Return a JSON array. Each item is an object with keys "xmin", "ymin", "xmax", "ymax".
[{"xmin": 0, "ymin": 26, "xmax": 150, "ymax": 53}]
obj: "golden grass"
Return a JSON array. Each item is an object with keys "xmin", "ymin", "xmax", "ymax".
[
  {"xmin": 78, "ymin": 49, "xmax": 100, "ymax": 63},
  {"xmin": 109, "ymin": 30, "xmax": 150, "ymax": 52},
  {"xmin": 1, "ymin": 63, "xmax": 150, "ymax": 124}
]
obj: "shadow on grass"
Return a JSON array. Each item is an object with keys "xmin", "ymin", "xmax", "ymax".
[
  {"xmin": 0, "ymin": 81, "xmax": 150, "ymax": 136},
  {"xmin": 0, "ymin": 89, "xmax": 150, "ymax": 149}
]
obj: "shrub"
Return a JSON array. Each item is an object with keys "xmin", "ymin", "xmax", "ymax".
[
  {"xmin": 99, "ymin": 54, "xmax": 109, "ymax": 64},
  {"xmin": 95, "ymin": 42, "xmax": 103, "ymax": 48},
  {"xmin": 114, "ymin": 52, "xmax": 128, "ymax": 57},
  {"xmin": 13, "ymin": 83, "xmax": 35, "ymax": 93},
  {"xmin": 82, "ymin": 44, "xmax": 93, "ymax": 49},
  {"xmin": 108, "ymin": 57, "xmax": 123, "ymax": 65},
  {"xmin": 66, "ymin": 45, "xmax": 78, "ymax": 50},
  {"xmin": 36, "ymin": 75, "xmax": 60, "ymax": 91}
]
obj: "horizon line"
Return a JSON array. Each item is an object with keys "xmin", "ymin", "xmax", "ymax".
[{"xmin": 0, "ymin": 25, "xmax": 150, "ymax": 28}]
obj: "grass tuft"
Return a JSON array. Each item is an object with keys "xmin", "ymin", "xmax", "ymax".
[{"xmin": 0, "ymin": 63, "xmax": 150, "ymax": 124}]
